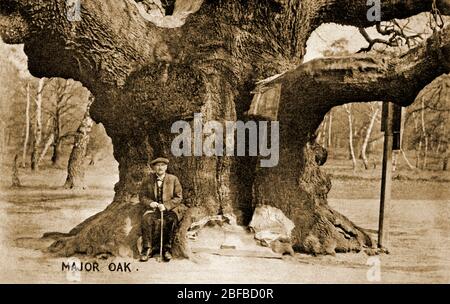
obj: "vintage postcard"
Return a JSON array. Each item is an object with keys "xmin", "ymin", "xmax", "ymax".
[{"xmin": 0, "ymin": 0, "xmax": 449, "ymax": 285}]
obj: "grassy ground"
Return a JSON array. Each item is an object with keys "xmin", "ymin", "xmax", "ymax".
[
  {"xmin": 324, "ymin": 157, "xmax": 450, "ymax": 201},
  {"xmin": 0, "ymin": 155, "xmax": 449, "ymax": 283}
]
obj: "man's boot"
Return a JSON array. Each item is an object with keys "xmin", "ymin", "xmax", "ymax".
[
  {"xmin": 163, "ymin": 250, "xmax": 172, "ymax": 262},
  {"xmin": 163, "ymin": 244, "xmax": 173, "ymax": 261},
  {"xmin": 139, "ymin": 247, "xmax": 152, "ymax": 262}
]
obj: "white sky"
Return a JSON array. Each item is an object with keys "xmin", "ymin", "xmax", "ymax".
[
  {"xmin": 304, "ymin": 13, "xmax": 437, "ymax": 62},
  {"xmin": 305, "ymin": 23, "xmax": 367, "ymax": 61}
]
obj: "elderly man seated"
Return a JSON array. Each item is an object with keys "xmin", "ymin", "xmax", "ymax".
[{"xmin": 139, "ymin": 157, "xmax": 185, "ymax": 262}]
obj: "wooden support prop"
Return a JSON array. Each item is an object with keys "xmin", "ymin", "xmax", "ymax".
[
  {"xmin": 392, "ymin": 104, "xmax": 403, "ymax": 151},
  {"xmin": 378, "ymin": 102, "xmax": 394, "ymax": 249}
]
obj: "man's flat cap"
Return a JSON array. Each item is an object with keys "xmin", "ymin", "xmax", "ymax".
[{"xmin": 150, "ymin": 157, "xmax": 169, "ymax": 166}]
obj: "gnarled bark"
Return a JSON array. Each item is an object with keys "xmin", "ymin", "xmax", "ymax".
[{"xmin": 2, "ymin": 0, "xmax": 450, "ymax": 257}]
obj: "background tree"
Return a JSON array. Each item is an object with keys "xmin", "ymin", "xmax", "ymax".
[
  {"xmin": 63, "ymin": 94, "xmax": 94, "ymax": 189},
  {"xmin": 360, "ymin": 102, "xmax": 381, "ymax": 169},
  {"xmin": 343, "ymin": 104, "xmax": 357, "ymax": 170},
  {"xmin": 21, "ymin": 82, "xmax": 30, "ymax": 167},
  {"xmin": 0, "ymin": 40, "xmax": 93, "ymax": 173},
  {"xmin": 42, "ymin": 78, "xmax": 87, "ymax": 167},
  {"xmin": 30, "ymin": 78, "xmax": 45, "ymax": 171},
  {"xmin": 11, "ymin": 154, "xmax": 21, "ymax": 187}
]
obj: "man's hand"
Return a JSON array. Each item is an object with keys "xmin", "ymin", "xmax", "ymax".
[
  {"xmin": 149, "ymin": 201, "xmax": 159, "ymax": 208},
  {"xmin": 158, "ymin": 203, "xmax": 166, "ymax": 212}
]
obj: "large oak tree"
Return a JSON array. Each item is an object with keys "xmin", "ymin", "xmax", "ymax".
[{"xmin": 1, "ymin": 0, "xmax": 449, "ymax": 258}]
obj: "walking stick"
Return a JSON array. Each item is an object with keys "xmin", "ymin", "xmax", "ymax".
[{"xmin": 159, "ymin": 209, "xmax": 164, "ymax": 262}]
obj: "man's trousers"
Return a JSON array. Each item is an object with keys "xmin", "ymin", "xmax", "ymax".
[{"xmin": 141, "ymin": 210, "xmax": 178, "ymax": 253}]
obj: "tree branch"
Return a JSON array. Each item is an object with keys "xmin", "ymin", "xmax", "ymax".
[
  {"xmin": 256, "ymin": 25, "xmax": 450, "ymax": 120},
  {"xmin": 318, "ymin": 0, "xmax": 449, "ymax": 28},
  {"xmin": 2, "ymin": 0, "xmax": 448, "ymax": 93},
  {"xmin": 358, "ymin": 27, "xmax": 398, "ymax": 52},
  {"xmin": 1, "ymin": 0, "xmax": 169, "ymax": 91}
]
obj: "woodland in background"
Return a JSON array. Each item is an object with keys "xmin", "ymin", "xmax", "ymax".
[{"xmin": 0, "ymin": 41, "xmax": 112, "ymax": 185}]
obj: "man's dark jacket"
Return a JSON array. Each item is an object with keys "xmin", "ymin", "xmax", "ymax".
[{"xmin": 139, "ymin": 173, "xmax": 186, "ymax": 220}]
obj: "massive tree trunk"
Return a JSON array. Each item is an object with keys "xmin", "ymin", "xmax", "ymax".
[
  {"xmin": 63, "ymin": 95, "xmax": 94, "ymax": 189},
  {"xmin": 1, "ymin": 0, "xmax": 450, "ymax": 257}
]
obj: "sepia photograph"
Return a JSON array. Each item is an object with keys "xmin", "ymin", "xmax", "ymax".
[{"xmin": 0, "ymin": 0, "xmax": 449, "ymax": 286}]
